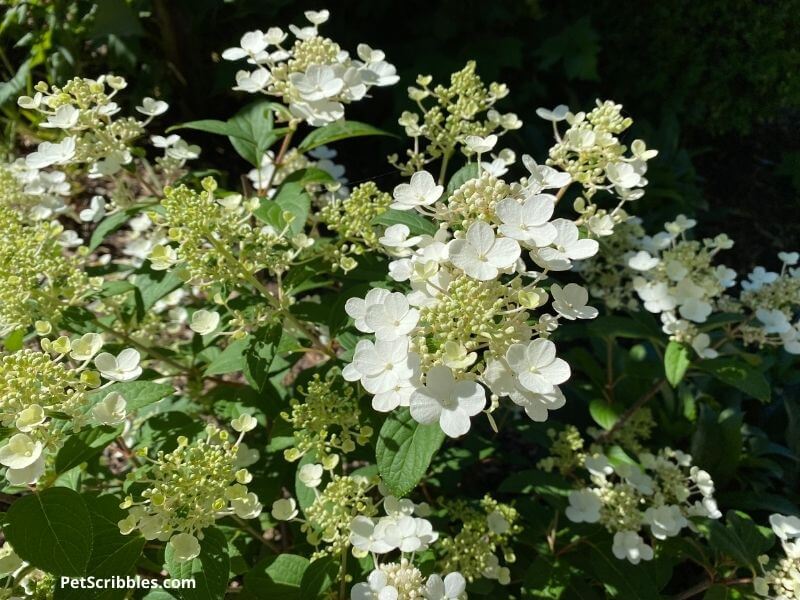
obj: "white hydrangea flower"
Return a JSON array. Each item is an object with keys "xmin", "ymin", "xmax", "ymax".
[
  {"xmin": 644, "ymin": 504, "xmax": 688, "ymax": 539},
  {"xmin": 409, "ymin": 366, "xmax": 486, "ymax": 438},
  {"xmin": 169, "ymin": 533, "xmax": 201, "ymax": 563},
  {"xmin": 565, "ymin": 489, "xmax": 602, "ymax": 523},
  {"xmin": 505, "ymin": 339, "xmax": 570, "ymax": 395},
  {"xmin": 612, "ymin": 531, "xmax": 654, "ymax": 564},
  {"xmin": 770, "ymin": 514, "xmax": 800, "ymax": 540},
  {"xmin": 41, "ymin": 105, "xmax": 80, "ymax": 129},
  {"xmin": 79, "ymin": 195, "xmax": 106, "ymax": 223},
  {"xmin": 95, "ymin": 348, "xmax": 142, "ymax": 382},
  {"xmin": 299, "ymin": 463, "xmax": 324, "ymax": 488},
  {"xmin": 391, "ymin": 171, "xmax": 443, "ymax": 211},
  {"xmin": 271, "ymin": 498, "xmax": 298, "ymax": 521},
  {"xmin": 495, "ymin": 194, "xmax": 557, "ymax": 247},
  {"xmin": 627, "ymin": 250, "xmax": 660, "ymax": 271},
  {"xmin": 549, "ymin": 283, "xmax": 598, "ymax": 320},
  {"xmin": 756, "ymin": 308, "xmax": 791, "ymax": 334},
  {"xmin": 222, "ymin": 30, "xmax": 270, "ymax": 61},
  {"xmin": 135, "ymin": 97, "xmax": 169, "ymax": 117},
  {"xmin": 532, "ymin": 219, "xmax": 598, "ymax": 271},
  {"xmin": 346, "ymin": 288, "xmax": 392, "ymax": 334},
  {"xmin": 233, "ymin": 69, "xmax": 272, "ymax": 93},
  {"xmin": 448, "ymin": 221, "xmax": 520, "ymax": 281},
  {"xmin": 536, "ymin": 105, "xmax": 569, "ymax": 122},
  {"xmin": 344, "ymin": 338, "xmax": 419, "ymax": 394},
  {"xmin": 26, "ymin": 137, "xmax": 76, "ymax": 169},
  {"xmin": 190, "ymin": 310, "xmax": 220, "ymax": 335},
  {"xmin": 464, "ymin": 134, "xmax": 497, "ymax": 154},
  {"xmin": 521, "ymin": 155, "xmax": 571, "ymax": 191},
  {"xmin": 70, "ymin": 332, "xmax": 104, "ymax": 361},
  {"xmin": 423, "ymin": 572, "xmax": 466, "ymax": 600},
  {"xmin": 364, "ymin": 292, "xmax": 420, "ymax": 341},
  {"xmin": 231, "ymin": 414, "xmax": 258, "ymax": 433},
  {"xmin": 91, "ymin": 392, "xmax": 127, "ymax": 426}
]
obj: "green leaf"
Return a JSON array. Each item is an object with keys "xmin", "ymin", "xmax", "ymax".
[
  {"xmin": 254, "ymin": 182, "xmax": 310, "ymax": 236},
  {"xmin": 571, "ymin": 541, "xmax": 664, "ymax": 598},
  {"xmin": 55, "ymin": 425, "xmax": 122, "ymax": 473},
  {"xmin": 56, "ymin": 495, "xmax": 146, "ymax": 600},
  {"xmin": 445, "ymin": 163, "xmax": 479, "ymax": 197},
  {"xmin": 298, "ymin": 555, "xmax": 338, "ymax": 600},
  {"xmin": 697, "ymin": 357, "xmax": 771, "ymax": 402},
  {"xmin": 3, "ymin": 328, "xmax": 25, "ymax": 352},
  {"xmin": 589, "ymin": 400, "xmax": 619, "ymax": 430},
  {"xmin": 690, "ymin": 406, "xmax": 742, "ymax": 487},
  {"xmin": 167, "ymin": 119, "xmax": 250, "ymax": 140},
  {"xmin": 697, "ymin": 510, "xmax": 774, "ymax": 570},
  {"xmin": 128, "ymin": 267, "xmax": 183, "ymax": 313},
  {"xmin": 204, "ymin": 338, "xmax": 248, "ymax": 377},
  {"xmin": 227, "ymin": 101, "xmax": 280, "ymax": 166},
  {"xmin": 0, "ymin": 59, "xmax": 30, "ymax": 107},
  {"xmin": 90, "ymin": 380, "xmax": 174, "ymax": 412},
  {"xmin": 164, "ymin": 527, "xmax": 229, "ymax": 600},
  {"xmin": 244, "ymin": 554, "xmax": 309, "ymax": 600},
  {"xmin": 89, "ymin": 206, "xmax": 149, "ymax": 251},
  {"xmin": 5, "ymin": 488, "xmax": 93, "ymax": 576},
  {"xmin": 297, "ymin": 120, "xmax": 394, "ymax": 153},
  {"xmin": 376, "ymin": 408, "xmax": 445, "ymax": 497},
  {"xmin": 243, "ymin": 324, "xmax": 285, "ymax": 394},
  {"xmin": 373, "ymin": 209, "xmax": 437, "ymax": 237},
  {"xmin": 587, "ymin": 315, "xmax": 662, "ymax": 340},
  {"xmin": 664, "ymin": 341, "xmax": 691, "ymax": 387},
  {"xmin": 282, "ymin": 167, "xmax": 336, "ymax": 186}
]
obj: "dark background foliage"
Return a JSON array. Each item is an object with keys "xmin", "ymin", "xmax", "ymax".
[{"xmin": 2, "ymin": 0, "xmax": 799, "ymax": 269}]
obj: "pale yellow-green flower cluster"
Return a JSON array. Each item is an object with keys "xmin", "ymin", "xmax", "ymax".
[
  {"xmin": 390, "ymin": 61, "xmax": 520, "ymax": 175},
  {"xmin": 281, "ymin": 371, "xmax": 373, "ymax": 466},
  {"xmin": 302, "ymin": 473, "xmax": 378, "ymax": 559},
  {"xmin": 445, "ymin": 172, "xmax": 514, "ymax": 229},
  {"xmin": 149, "ymin": 177, "xmax": 292, "ymax": 286},
  {"xmin": 119, "ymin": 423, "xmax": 261, "ymax": 559},
  {"xmin": 0, "ymin": 206, "xmax": 99, "ymax": 335},
  {"xmin": 439, "ymin": 495, "xmax": 520, "ymax": 584},
  {"xmin": 319, "ymin": 181, "xmax": 391, "ymax": 268}
]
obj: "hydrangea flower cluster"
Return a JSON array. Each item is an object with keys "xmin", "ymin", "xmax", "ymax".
[
  {"xmin": 390, "ymin": 61, "xmax": 521, "ymax": 175},
  {"xmin": 343, "ymin": 101, "xmax": 653, "ymax": 438},
  {"xmin": 0, "ymin": 334, "xmax": 141, "ymax": 485},
  {"xmin": 558, "ymin": 445, "xmax": 721, "ymax": 563},
  {"xmin": 579, "ymin": 214, "xmax": 800, "ymax": 357},
  {"xmin": 352, "ymin": 561, "xmax": 467, "ymax": 600},
  {"xmin": 754, "ymin": 514, "xmax": 800, "ymax": 599},
  {"xmin": 0, "ymin": 206, "xmax": 101, "ymax": 336},
  {"xmin": 147, "ymin": 177, "xmax": 300, "ymax": 286},
  {"xmin": 18, "ymin": 75, "xmax": 162, "ymax": 177},
  {"xmin": 119, "ymin": 418, "xmax": 261, "ymax": 563},
  {"xmin": 281, "ymin": 370, "xmax": 373, "ymax": 466},
  {"xmin": 438, "ymin": 495, "xmax": 520, "ymax": 585},
  {"xmin": 221, "ymin": 10, "xmax": 397, "ymax": 126}
]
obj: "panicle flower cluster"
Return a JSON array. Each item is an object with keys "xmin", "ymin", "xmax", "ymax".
[
  {"xmin": 343, "ymin": 83, "xmax": 653, "ymax": 439},
  {"xmin": 0, "ymin": 334, "xmax": 141, "ymax": 485},
  {"xmin": 221, "ymin": 10, "xmax": 397, "ymax": 126},
  {"xmin": 560, "ymin": 444, "xmax": 721, "ymax": 564},
  {"xmin": 281, "ymin": 370, "xmax": 373, "ymax": 466},
  {"xmin": 754, "ymin": 514, "xmax": 800, "ymax": 599},
  {"xmin": 319, "ymin": 181, "xmax": 392, "ymax": 270},
  {"xmin": 0, "ymin": 206, "xmax": 100, "ymax": 335},
  {"xmin": 390, "ymin": 61, "xmax": 521, "ymax": 174},
  {"xmin": 18, "ymin": 75, "xmax": 163, "ymax": 177},
  {"xmin": 352, "ymin": 560, "xmax": 467, "ymax": 600},
  {"xmin": 0, "ymin": 161, "xmax": 70, "ymax": 220},
  {"xmin": 438, "ymin": 495, "xmax": 520, "ymax": 585},
  {"xmin": 119, "ymin": 420, "xmax": 261, "ymax": 563},
  {"xmin": 580, "ymin": 215, "xmax": 800, "ymax": 357},
  {"xmin": 148, "ymin": 177, "xmax": 302, "ymax": 286}
]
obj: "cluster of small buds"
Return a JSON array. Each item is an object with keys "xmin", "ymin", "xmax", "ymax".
[
  {"xmin": 539, "ymin": 100, "xmax": 656, "ymax": 206},
  {"xmin": 0, "ymin": 206, "xmax": 101, "ymax": 335},
  {"xmin": 754, "ymin": 514, "xmax": 800, "ymax": 599},
  {"xmin": 0, "ymin": 331, "xmax": 142, "ymax": 485},
  {"xmin": 319, "ymin": 181, "xmax": 392, "ymax": 267},
  {"xmin": 390, "ymin": 61, "xmax": 521, "ymax": 175},
  {"xmin": 281, "ymin": 370, "xmax": 373, "ymax": 465},
  {"xmin": 119, "ymin": 418, "xmax": 261, "ymax": 563},
  {"xmin": 342, "ymin": 103, "xmax": 655, "ymax": 440},
  {"xmin": 148, "ymin": 177, "xmax": 298, "ymax": 286},
  {"xmin": 562, "ymin": 446, "xmax": 721, "ymax": 563},
  {"xmin": 438, "ymin": 495, "xmax": 520, "ymax": 585},
  {"xmin": 221, "ymin": 10, "xmax": 398, "ymax": 126},
  {"xmin": 351, "ymin": 561, "xmax": 467, "ymax": 600},
  {"xmin": 0, "ymin": 542, "xmax": 52, "ymax": 600},
  {"xmin": 272, "ymin": 473, "xmax": 379, "ymax": 559},
  {"xmin": 18, "ymin": 75, "xmax": 164, "ymax": 177}
]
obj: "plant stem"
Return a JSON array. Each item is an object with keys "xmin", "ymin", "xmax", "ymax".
[
  {"xmin": 232, "ymin": 516, "xmax": 281, "ymax": 553},
  {"xmin": 339, "ymin": 548, "xmax": 349, "ymax": 600},
  {"xmin": 596, "ymin": 378, "xmax": 666, "ymax": 443}
]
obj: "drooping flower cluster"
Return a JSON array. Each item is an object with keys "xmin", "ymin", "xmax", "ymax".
[
  {"xmin": 438, "ymin": 495, "xmax": 520, "ymax": 585},
  {"xmin": 221, "ymin": 10, "xmax": 397, "ymax": 126},
  {"xmin": 558, "ymin": 445, "xmax": 721, "ymax": 563},
  {"xmin": 119, "ymin": 418, "xmax": 261, "ymax": 562},
  {"xmin": 754, "ymin": 514, "xmax": 800, "ymax": 599},
  {"xmin": 281, "ymin": 370, "xmax": 373, "ymax": 466},
  {"xmin": 390, "ymin": 61, "xmax": 522, "ymax": 175}
]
